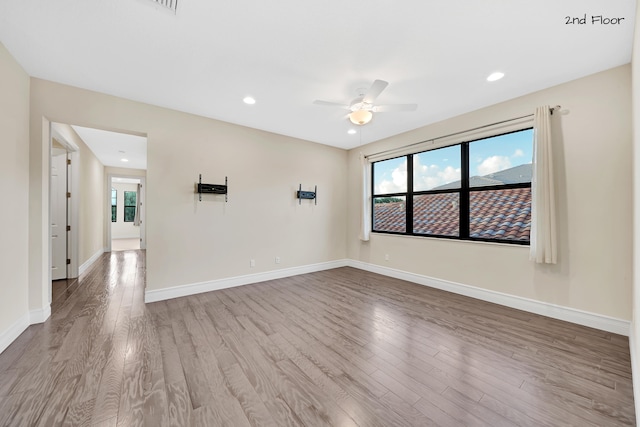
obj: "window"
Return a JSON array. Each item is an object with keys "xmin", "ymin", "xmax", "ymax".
[
  {"xmin": 372, "ymin": 128, "xmax": 533, "ymax": 244},
  {"xmin": 111, "ymin": 188, "xmax": 117, "ymax": 222},
  {"xmin": 124, "ymin": 191, "xmax": 137, "ymax": 222}
]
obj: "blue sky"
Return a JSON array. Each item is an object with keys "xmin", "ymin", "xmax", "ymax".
[{"xmin": 374, "ymin": 129, "xmax": 533, "ymax": 194}]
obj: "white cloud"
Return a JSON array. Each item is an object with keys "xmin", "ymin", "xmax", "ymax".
[
  {"xmin": 512, "ymin": 149, "xmax": 524, "ymax": 158},
  {"xmin": 376, "ymin": 159, "xmax": 407, "ymax": 193},
  {"xmin": 413, "ymin": 156, "xmax": 460, "ymax": 191},
  {"xmin": 478, "ymin": 155, "xmax": 511, "ymax": 176},
  {"xmin": 376, "ymin": 156, "xmax": 464, "ymax": 193}
]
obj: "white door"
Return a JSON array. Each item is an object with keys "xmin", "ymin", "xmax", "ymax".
[{"xmin": 51, "ymin": 151, "xmax": 68, "ymax": 280}]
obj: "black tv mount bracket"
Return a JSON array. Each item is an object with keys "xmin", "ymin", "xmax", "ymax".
[
  {"xmin": 197, "ymin": 174, "xmax": 228, "ymax": 202},
  {"xmin": 297, "ymin": 184, "xmax": 317, "ymax": 205}
]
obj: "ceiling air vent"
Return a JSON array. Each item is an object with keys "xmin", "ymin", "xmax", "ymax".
[{"xmin": 151, "ymin": 0, "xmax": 178, "ymax": 13}]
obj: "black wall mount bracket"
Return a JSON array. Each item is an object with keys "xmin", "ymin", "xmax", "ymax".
[
  {"xmin": 197, "ymin": 174, "xmax": 228, "ymax": 202},
  {"xmin": 296, "ymin": 184, "xmax": 317, "ymax": 205}
]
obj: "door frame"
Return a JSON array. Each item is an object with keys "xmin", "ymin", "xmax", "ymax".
[
  {"xmin": 50, "ymin": 148, "xmax": 68, "ymax": 280},
  {"xmin": 50, "ymin": 123, "xmax": 80, "ymax": 280},
  {"xmin": 107, "ymin": 174, "xmax": 146, "ymax": 251}
]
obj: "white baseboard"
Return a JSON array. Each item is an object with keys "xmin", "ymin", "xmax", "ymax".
[
  {"xmin": 0, "ymin": 312, "xmax": 30, "ymax": 354},
  {"xmin": 0, "ymin": 306, "xmax": 52, "ymax": 354},
  {"xmin": 145, "ymin": 259, "xmax": 349, "ymax": 303},
  {"xmin": 30, "ymin": 305, "xmax": 51, "ymax": 324},
  {"xmin": 79, "ymin": 248, "xmax": 105, "ymax": 275},
  {"xmin": 347, "ymin": 260, "xmax": 630, "ymax": 336},
  {"xmin": 143, "ymin": 257, "xmax": 629, "ymax": 336},
  {"xmin": 629, "ymin": 322, "xmax": 640, "ymax": 426}
]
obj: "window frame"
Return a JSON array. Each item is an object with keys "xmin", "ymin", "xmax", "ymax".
[
  {"xmin": 371, "ymin": 128, "xmax": 532, "ymax": 245},
  {"xmin": 111, "ymin": 188, "xmax": 117, "ymax": 222},
  {"xmin": 123, "ymin": 190, "xmax": 137, "ymax": 223}
]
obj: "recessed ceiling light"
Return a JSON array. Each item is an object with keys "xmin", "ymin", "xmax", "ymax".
[
  {"xmin": 348, "ymin": 129, "xmax": 357, "ymax": 135},
  {"xmin": 243, "ymin": 96, "xmax": 256, "ymax": 105},
  {"xmin": 120, "ymin": 158, "xmax": 129, "ymax": 162},
  {"xmin": 487, "ymin": 72, "xmax": 505, "ymax": 82}
]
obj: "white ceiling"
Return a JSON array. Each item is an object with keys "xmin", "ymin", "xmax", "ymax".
[
  {"xmin": 72, "ymin": 126, "xmax": 147, "ymax": 170},
  {"xmin": 0, "ymin": 1, "xmax": 636, "ymax": 150}
]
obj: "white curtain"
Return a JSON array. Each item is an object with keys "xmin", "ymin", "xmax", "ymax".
[
  {"xmin": 133, "ymin": 183, "xmax": 141, "ymax": 226},
  {"xmin": 530, "ymin": 106, "xmax": 557, "ymax": 264},
  {"xmin": 359, "ymin": 152, "xmax": 371, "ymax": 241}
]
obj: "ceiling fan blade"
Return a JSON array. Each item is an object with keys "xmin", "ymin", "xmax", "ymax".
[
  {"xmin": 363, "ymin": 80, "xmax": 388, "ymax": 104},
  {"xmin": 313, "ymin": 100, "xmax": 350, "ymax": 109},
  {"xmin": 373, "ymin": 104, "xmax": 418, "ymax": 112}
]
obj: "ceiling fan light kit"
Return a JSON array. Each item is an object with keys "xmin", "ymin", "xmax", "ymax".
[{"xmin": 349, "ymin": 109, "xmax": 373, "ymax": 125}]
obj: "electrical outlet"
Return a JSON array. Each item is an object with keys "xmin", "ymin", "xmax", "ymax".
[
  {"xmin": 250, "ymin": 259, "xmax": 255, "ymax": 268},
  {"xmin": 275, "ymin": 256, "xmax": 281, "ymax": 264},
  {"xmin": 385, "ymin": 254, "xmax": 390, "ymax": 261}
]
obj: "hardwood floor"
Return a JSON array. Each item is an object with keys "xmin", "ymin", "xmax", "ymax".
[
  {"xmin": 0, "ymin": 250, "xmax": 635, "ymax": 426},
  {"xmin": 51, "ymin": 278, "xmax": 80, "ymax": 313}
]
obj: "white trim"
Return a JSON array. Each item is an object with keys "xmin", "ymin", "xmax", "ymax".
[
  {"xmin": 29, "ymin": 305, "xmax": 51, "ymax": 324},
  {"xmin": 79, "ymin": 248, "xmax": 106, "ymax": 275},
  {"xmin": 347, "ymin": 260, "xmax": 630, "ymax": 336},
  {"xmin": 112, "ymin": 234, "xmax": 142, "ymax": 240},
  {"xmin": 142, "ymin": 257, "xmax": 629, "ymax": 335},
  {"xmin": 630, "ymin": 322, "xmax": 640, "ymax": 425},
  {"xmin": 145, "ymin": 259, "xmax": 349, "ymax": 303},
  {"xmin": 366, "ymin": 115, "xmax": 533, "ymax": 162},
  {"xmin": 0, "ymin": 313, "xmax": 30, "ymax": 354},
  {"xmin": 68, "ymin": 150, "xmax": 80, "ymax": 278},
  {"xmin": 51, "ymin": 123, "xmax": 80, "ymax": 152}
]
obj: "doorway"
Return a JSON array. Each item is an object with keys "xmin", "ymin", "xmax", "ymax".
[
  {"xmin": 108, "ymin": 175, "xmax": 146, "ymax": 251},
  {"xmin": 50, "ymin": 123, "xmax": 81, "ymax": 309},
  {"xmin": 50, "ymin": 147, "xmax": 68, "ymax": 280},
  {"xmin": 50, "ymin": 124, "xmax": 80, "ymax": 279},
  {"xmin": 48, "ymin": 122, "xmax": 147, "ymax": 309}
]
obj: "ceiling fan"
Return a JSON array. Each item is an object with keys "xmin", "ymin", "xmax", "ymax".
[{"xmin": 313, "ymin": 79, "xmax": 417, "ymax": 125}]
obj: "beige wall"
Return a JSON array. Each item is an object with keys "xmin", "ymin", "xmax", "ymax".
[
  {"xmin": 77, "ymin": 132, "xmax": 105, "ymax": 264},
  {"xmin": 106, "ymin": 167, "xmax": 146, "ymax": 177},
  {"xmin": 0, "ymin": 43, "xmax": 30, "ymax": 336},
  {"xmin": 28, "ymin": 79, "xmax": 347, "ymax": 312},
  {"xmin": 348, "ymin": 65, "xmax": 632, "ymax": 321},
  {"xmin": 111, "ymin": 182, "xmax": 140, "ymax": 239},
  {"xmin": 51, "ymin": 122, "xmax": 106, "ymax": 267}
]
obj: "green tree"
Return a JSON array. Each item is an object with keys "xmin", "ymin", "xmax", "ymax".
[{"xmin": 374, "ymin": 197, "xmax": 403, "ymax": 204}]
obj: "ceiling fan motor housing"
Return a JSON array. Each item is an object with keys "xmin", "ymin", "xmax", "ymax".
[{"xmin": 350, "ymin": 96, "xmax": 373, "ymax": 112}]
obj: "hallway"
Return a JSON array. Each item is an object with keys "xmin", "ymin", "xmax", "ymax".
[{"xmin": 0, "ymin": 250, "xmax": 146, "ymax": 426}]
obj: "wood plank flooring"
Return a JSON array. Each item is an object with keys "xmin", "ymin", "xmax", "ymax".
[
  {"xmin": 0, "ymin": 250, "xmax": 635, "ymax": 426},
  {"xmin": 51, "ymin": 278, "xmax": 80, "ymax": 314}
]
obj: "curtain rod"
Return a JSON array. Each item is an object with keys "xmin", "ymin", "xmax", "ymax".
[{"xmin": 364, "ymin": 105, "xmax": 561, "ymax": 160}]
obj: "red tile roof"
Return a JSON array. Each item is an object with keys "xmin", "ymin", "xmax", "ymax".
[
  {"xmin": 373, "ymin": 199, "xmax": 407, "ymax": 233},
  {"xmin": 373, "ymin": 187, "xmax": 531, "ymax": 241},
  {"xmin": 414, "ymin": 193, "xmax": 460, "ymax": 236}
]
